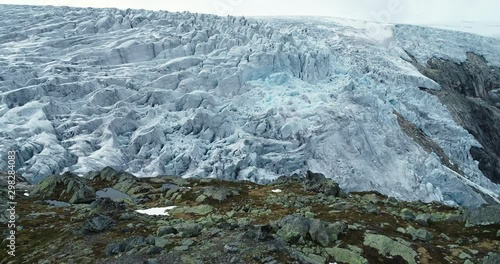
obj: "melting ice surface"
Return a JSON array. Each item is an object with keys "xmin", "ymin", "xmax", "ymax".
[
  {"xmin": 1, "ymin": 5, "xmax": 500, "ymax": 206},
  {"xmin": 135, "ymin": 206, "xmax": 178, "ymax": 216}
]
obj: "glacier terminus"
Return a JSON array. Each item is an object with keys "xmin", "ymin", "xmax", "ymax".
[{"xmin": 1, "ymin": 5, "xmax": 500, "ymax": 207}]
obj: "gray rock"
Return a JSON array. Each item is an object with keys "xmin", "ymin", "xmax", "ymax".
[
  {"xmin": 90, "ymin": 197, "xmax": 125, "ymax": 213},
  {"xmin": 157, "ymin": 226, "xmax": 177, "ymax": 236},
  {"xmin": 154, "ymin": 237, "xmax": 172, "ymax": 248},
  {"xmin": 363, "ymin": 233, "xmax": 417, "ymax": 264},
  {"xmin": 482, "ymin": 253, "xmax": 500, "ymax": 264},
  {"xmin": 406, "ymin": 226, "xmax": 433, "ymax": 241},
  {"xmin": 224, "ymin": 244, "xmax": 239, "ymax": 253},
  {"xmin": 308, "ymin": 219, "xmax": 330, "ymax": 247},
  {"xmin": 171, "ymin": 205, "xmax": 214, "ymax": 216},
  {"xmin": 195, "ymin": 194, "xmax": 207, "ymax": 203},
  {"xmin": 84, "ymin": 166, "xmax": 137, "ymax": 185},
  {"xmin": 400, "ymin": 208, "xmax": 416, "ymax": 221},
  {"xmin": 303, "ymin": 171, "xmax": 341, "ymax": 197},
  {"xmin": 275, "ymin": 215, "xmax": 310, "ymax": 243},
  {"xmin": 173, "ymin": 245, "xmax": 190, "ymax": 251},
  {"xmin": 415, "ymin": 213, "xmax": 432, "ymax": 227},
  {"xmin": 459, "ymin": 251, "xmax": 472, "ymax": 260},
  {"xmin": 365, "ymin": 203, "xmax": 379, "ymax": 215},
  {"xmin": 275, "ymin": 215, "xmax": 345, "ymax": 246},
  {"xmin": 439, "ymin": 233, "xmax": 451, "ymax": 241},
  {"xmin": 32, "ymin": 172, "xmax": 96, "ymax": 204},
  {"xmin": 82, "ymin": 214, "xmax": 114, "ymax": 233},
  {"xmin": 202, "ymin": 186, "xmax": 239, "ymax": 201},
  {"xmin": 173, "ymin": 222, "xmax": 202, "ymax": 237},
  {"xmin": 124, "ymin": 236, "xmax": 147, "ymax": 251},
  {"xmin": 105, "ymin": 242, "xmax": 126, "ymax": 256},
  {"xmin": 328, "ymin": 221, "xmax": 348, "ymax": 241},
  {"xmin": 465, "ymin": 205, "xmax": 500, "ymax": 226},
  {"xmin": 146, "ymin": 246, "xmax": 162, "ymax": 255},
  {"xmin": 326, "ymin": 247, "xmax": 369, "ymax": 264}
]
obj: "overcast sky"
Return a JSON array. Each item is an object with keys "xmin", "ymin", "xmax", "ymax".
[{"xmin": 1, "ymin": 0, "xmax": 499, "ymax": 24}]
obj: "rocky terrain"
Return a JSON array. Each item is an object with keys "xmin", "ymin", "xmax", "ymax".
[{"xmin": 1, "ymin": 168, "xmax": 499, "ymax": 264}]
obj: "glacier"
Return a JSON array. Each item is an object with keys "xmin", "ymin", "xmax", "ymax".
[{"xmin": 1, "ymin": 5, "xmax": 499, "ymax": 206}]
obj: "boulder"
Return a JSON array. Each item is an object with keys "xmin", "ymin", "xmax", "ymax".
[
  {"xmin": 82, "ymin": 214, "xmax": 114, "ymax": 233},
  {"xmin": 173, "ymin": 222, "xmax": 202, "ymax": 237},
  {"xmin": 363, "ymin": 233, "xmax": 417, "ymax": 264},
  {"xmin": 105, "ymin": 242, "xmax": 126, "ymax": 256},
  {"xmin": 274, "ymin": 215, "xmax": 345, "ymax": 246},
  {"xmin": 482, "ymin": 253, "xmax": 500, "ymax": 264},
  {"xmin": 275, "ymin": 215, "xmax": 310, "ymax": 243},
  {"xmin": 89, "ymin": 197, "xmax": 126, "ymax": 213},
  {"xmin": 85, "ymin": 167, "xmax": 142, "ymax": 194},
  {"xmin": 157, "ymin": 226, "xmax": 177, "ymax": 236},
  {"xmin": 406, "ymin": 226, "xmax": 433, "ymax": 241},
  {"xmin": 303, "ymin": 171, "xmax": 341, "ymax": 197},
  {"xmin": 326, "ymin": 247, "xmax": 369, "ymax": 264},
  {"xmin": 124, "ymin": 236, "xmax": 147, "ymax": 251},
  {"xmin": 171, "ymin": 205, "xmax": 214, "ymax": 216},
  {"xmin": 32, "ymin": 172, "xmax": 96, "ymax": 203},
  {"xmin": 84, "ymin": 166, "xmax": 137, "ymax": 184},
  {"xmin": 308, "ymin": 219, "xmax": 331, "ymax": 246},
  {"xmin": 415, "ymin": 213, "xmax": 432, "ymax": 226},
  {"xmin": 400, "ymin": 208, "xmax": 416, "ymax": 221}
]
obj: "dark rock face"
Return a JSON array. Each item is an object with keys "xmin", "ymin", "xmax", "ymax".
[
  {"xmin": 409, "ymin": 52, "xmax": 500, "ymax": 184},
  {"xmin": 32, "ymin": 172, "xmax": 96, "ymax": 203},
  {"xmin": 272, "ymin": 171, "xmax": 343, "ymax": 197},
  {"xmin": 84, "ymin": 166, "xmax": 137, "ymax": 185},
  {"xmin": 82, "ymin": 214, "xmax": 114, "ymax": 233},
  {"xmin": 90, "ymin": 197, "xmax": 126, "ymax": 213}
]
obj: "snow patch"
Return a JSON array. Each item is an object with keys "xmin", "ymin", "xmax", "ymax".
[{"xmin": 135, "ymin": 206, "xmax": 178, "ymax": 216}]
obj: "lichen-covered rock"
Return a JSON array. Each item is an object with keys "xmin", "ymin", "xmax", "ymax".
[
  {"xmin": 363, "ymin": 233, "xmax": 417, "ymax": 264},
  {"xmin": 275, "ymin": 215, "xmax": 310, "ymax": 243},
  {"xmin": 308, "ymin": 219, "xmax": 331, "ymax": 246},
  {"xmin": 32, "ymin": 172, "xmax": 96, "ymax": 203},
  {"xmin": 326, "ymin": 247, "xmax": 369, "ymax": 264},
  {"xmin": 274, "ymin": 215, "xmax": 345, "ymax": 246},
  {"xmin": 406, "ymin": 226, "xmax": 433, "ymax": 241}
]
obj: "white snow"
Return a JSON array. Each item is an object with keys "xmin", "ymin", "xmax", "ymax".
[
  {"xmin": 271, "ymin": 189, "xmax": 283, "ymax": 193},
  {"xmin": 1, "ymin": 5, "xmax": 499, "ymax": 206},
  {"xmin": 135, "ymin": 206, "xmax": 178, "ymax": 216},
  {"xmin": 417, "ymin": 21, "xmax": 500, "ymax": 40}
]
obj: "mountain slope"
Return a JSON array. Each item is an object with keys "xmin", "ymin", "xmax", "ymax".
[{"xmin": 1, "ymin": 4, "xmax": 499, "ymax": 206}]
